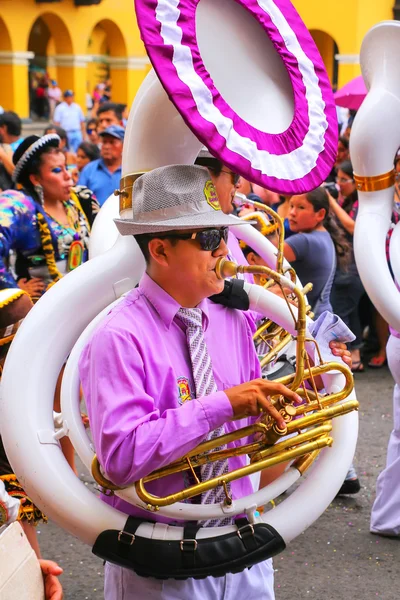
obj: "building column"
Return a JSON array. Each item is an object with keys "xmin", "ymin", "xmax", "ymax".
[
  {"xmin": 334, "ymin": 54, "xmax": 360, "ymax": 88},
  {"xmin": 51, "ymin": 55, "xmax": 93, "ymax": 113},
  {"xmin": 0, "ymin": 51, "xmax": 34, "ymax": 118},
  {"xmin": 108, "ymin": 56, "xmax": 151, "ymax": 106}
]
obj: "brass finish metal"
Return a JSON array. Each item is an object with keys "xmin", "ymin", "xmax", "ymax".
[
  {"xmin": 93, "ymin": 259, "xmax": 357, "ymax": 508},
  {"xmin": 134, "ymin": 436, "xmax": 334, "ymax": 508},
  {"xmin": 91, "ymin": 455, "xmax": 126, "ymax": 492},
  {"xmin": 115, "ymin": 172, "xmax": 146, "ymax": 213},
  {"xmin": 293, "ymin": 450, "xmax": 321, "ymax": 475},
  {"xmin": 354, "ymin": 170, "xmax": 395, "ymax": 192}
]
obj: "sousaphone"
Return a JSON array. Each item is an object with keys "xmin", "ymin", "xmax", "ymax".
[
  {"xmin": 1, "ymin": 0, "xmax": 358, "ymax": 576},
  {"xmin": 351, "ymin": 20, "xmax": 400, "ymax": 330}
]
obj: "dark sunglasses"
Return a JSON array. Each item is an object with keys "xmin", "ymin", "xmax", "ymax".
[
  {"xmin": 156, "ymin": 227, "xmax": 229, "ymax": 251},
  {"xmin": 87, "ymin": 128, "xmax": 97, "ymax": 134},
  {"xmin": 220, "ymin": 170, "xmax": 241, "ymax": 186},
  {"xmin": 209, "ymin": 167, "xmax": 240, "ymax": 186}
]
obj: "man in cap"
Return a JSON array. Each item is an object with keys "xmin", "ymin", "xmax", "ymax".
[
  {"xmin": 78, "ymin": 124, "xmax": 124, "ymax": 206},
  {"xmin": 80, "ymin": 164, "xmax": 302, "ymax": 599},
  {"xmin": 53, "ymin": 90, "xmax": 86, "ymax": 153}
]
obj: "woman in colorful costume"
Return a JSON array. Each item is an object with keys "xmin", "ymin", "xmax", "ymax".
[{"xmin": 0, "ymin": 133, "xmax": 99, "ymax": 297}]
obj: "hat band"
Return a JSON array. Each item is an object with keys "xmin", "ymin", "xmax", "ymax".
[{"xmin": 132, "ymin": 199, "xmax": 217, "ymax": 224}]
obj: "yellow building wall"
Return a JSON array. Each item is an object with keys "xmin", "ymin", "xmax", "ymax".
[
  {"xmin": 0, "ymin": 0, "xmax": 396, "ymax": 117},
  {"xmin": 293, "ymin": 0, "xmax": 393, "ymax": 85}
]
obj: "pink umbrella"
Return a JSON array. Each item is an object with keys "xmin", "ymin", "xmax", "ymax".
[{"xmin": 334, "ymin": 75, "xmax": 367, "ymax": 110}]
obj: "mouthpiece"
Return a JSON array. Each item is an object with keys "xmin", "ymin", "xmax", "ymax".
[{"xmin": 215, "ymin": 258, "xmax": 239, "ymax": 280}]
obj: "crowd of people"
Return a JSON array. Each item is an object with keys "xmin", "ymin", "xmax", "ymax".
[{"xmin": 0, "ymin": 88, "xmax": 398, "ymax": 600}]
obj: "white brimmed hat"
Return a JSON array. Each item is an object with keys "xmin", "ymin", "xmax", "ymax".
[{"xmin": 114, "ymin": 164, "xmax": 253, "ymax": 236}]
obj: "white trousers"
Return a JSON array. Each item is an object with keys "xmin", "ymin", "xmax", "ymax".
[
  {"xmin": 370, "ymin": 334, "xmax": 400, "ymax": 536},
  {"xmin": 104, "ymin": 558, "xmax": 275, "ymax": 600}
]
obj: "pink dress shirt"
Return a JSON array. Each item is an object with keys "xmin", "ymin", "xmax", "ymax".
[{"xmin": 79, "ymin": 273, "xmax": 261, "ymax": 523}]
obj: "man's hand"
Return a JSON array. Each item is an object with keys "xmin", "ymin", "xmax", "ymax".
[
  {"xmin": 18, "ymin": 277, "xmax": 45, "ymax": 297},
  {"xmin": 38, "ymin": 560, "xmax": 63, "ymax": 600},
  {"xmin": 329, "ymin": 341, "xmax": 352, "ymax": 368},
  {"xmin": 225, "ymin": 380, "xmax": 302, "ymax": 429}
]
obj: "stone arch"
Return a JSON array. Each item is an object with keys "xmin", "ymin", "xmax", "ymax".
[
  {"xmin": 0, "ymin": 17, "xmax": 12, "ymax": 52},
  {"xmin": 87, "ymin": 19, "xmax": 128, "ymax": 103},
  {"xmin": 310, "ymin": 29, "xmax": 339, "ymax": 87},
  {"xmin": 28, "ymin": 13, "xmax": 74, "ymax": 118},
  {"xmin": 0, "ymin": 18, "xmax": 14, "ymax": 111}
]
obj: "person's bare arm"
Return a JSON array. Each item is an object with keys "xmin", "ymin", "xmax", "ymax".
[
  {"xmin": 328, "ymin": 194, "xmax": 355, "ymax": 235},
  {"xmin": 283, "ymin": 241, "xmax": 297, "ymax": 262},
  {"xmin": 0, "ymin": 146, "xmax": 15, "ymax": 177}
]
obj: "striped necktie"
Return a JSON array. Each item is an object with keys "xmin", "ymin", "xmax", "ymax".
[{"xmin": 177, "ymin": 307, "xmax": 232, "ymax": 526}]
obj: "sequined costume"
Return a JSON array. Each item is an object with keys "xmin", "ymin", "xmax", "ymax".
[{"xmin": 0, "ymin": 186, "xmax": 98, "ymax": 290}]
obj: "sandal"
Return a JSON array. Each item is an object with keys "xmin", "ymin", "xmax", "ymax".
[
  {"xmin": 368, "ymin": 355, "xmax": 387, "ymax": 368},
  {"xmin": 351, "ymin": 360, "xmax": 365, "ymax": 373}
]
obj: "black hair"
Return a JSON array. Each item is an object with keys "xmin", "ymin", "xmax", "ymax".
[
  {"xmin": 97, "ymin": 102, "xmax": 124, "ymax": 121},
  {"xmin": 338, "ymin": 136, "xmax": 349, "ymax": 150},
  {"xmin": 305, "ymin": 186, "xmax": 351, "ymax": 270},
  {"xmin": 77, "ymin": 141, "xmax": 100, "ymax": 162},
  {"xmin": 18, "ymin": 146, "xmax": 64, "ymax": 202},
  {"xmin": 43, "ymin": 125, "xmax": 68, "ymax": 143},
  {"xmin": 0, "ymin": 111, "xmax": 22, "ymax": 137},
  {"xmin": 195, "ymin": 156, "xmax": 223, "ymax": 176},
  {"xmin": 134, "ymin": 233, "xmax": 179, "ymax": 264},
  {"xmin": 87, "ymin": 118, "xmax": 98, "ymax": 129},
  {"xmin": 337, "ymin": 159, "xmax": 358, "ymax": 215}
]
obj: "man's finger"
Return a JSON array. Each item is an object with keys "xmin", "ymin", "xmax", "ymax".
[
  {"xmin": 44, "ymin": 575, "xmax": 63, "ymax": 600},
  {"xmin": 257, "ymin": 397, "xmax": 287, "ymax": 430},
  {"xmin": 39, "ymin": 559, "xmax": 63, "ymax": 576},
  {"xmin": 264, "ymin": 383, "xmax": 302, "ymax": 406}
]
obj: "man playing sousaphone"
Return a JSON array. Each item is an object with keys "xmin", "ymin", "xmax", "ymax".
[{"xmin": 80, "ymin": 164, "xmax": 302, "ymax": 599}]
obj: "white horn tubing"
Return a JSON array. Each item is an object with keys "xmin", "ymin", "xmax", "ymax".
[
  {"xmin": 351, "ymin": 21, "xmax": 400, "ymax": 330},
  {"xmin": 0, "ymin": 236, "xmax": 144, "ymax": 545}
]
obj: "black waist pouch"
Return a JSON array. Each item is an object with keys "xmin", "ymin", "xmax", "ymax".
[{"xmin": 92, "ymin": 517, "xmax": 285, "ymax": 580}]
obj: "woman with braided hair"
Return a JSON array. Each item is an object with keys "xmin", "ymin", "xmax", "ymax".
[{"xmin": 0, "ymin": 133, "xmax": 99, "ymax": 297}]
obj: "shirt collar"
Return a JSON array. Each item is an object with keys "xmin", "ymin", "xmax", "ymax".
[
  {"xmin": 98, "ymin": 159, "xmax": 122, "ymax": 174},
  {"xmin": 139, "ymin": 272, "xmax": 210, "ymax": 331}
]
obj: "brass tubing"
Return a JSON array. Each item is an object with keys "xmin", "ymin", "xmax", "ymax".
[
  {"xmin": 292, "ymin": 450, "xmax": 321, "ymax": 475},
  {"xmin": 242, "ymin": 200, "xmax": 285, "ymax": 273},
  {"xmin": 275, "ymin": 360, "xmax": 354, "ymax": 410},
  {"xmin": 250, "ymin": 423, "xmax": 333, "ymax": 462},
  {"xmin": 143, "ymin": 423, "xmax": 273, "ymax": 483},
  {"xmin": 91, "ymin": 456, "xmax": 127, "ymax": 492},
  {"xmin": 259, "ymin": 332, "xmax": 292, "ymax": 368},
  {"xmin": 135, "ymin": 436, "xmax": 334, "ymax": 507},
  {"xmin": 285, "ymin": 400, "xmax": 359, "ymax": 435},
  {"xmin": 216, "ymin": 259, "xmax": 307, "ymax": 391}
]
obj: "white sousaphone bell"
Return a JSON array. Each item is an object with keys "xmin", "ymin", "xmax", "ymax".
[
  {"xmin": 351, "ymin": 20, "xmax": 400, "ymax": 331},
  {"xmin": 1, "ymin": 0, "xmax": 358, "ymax": 571}
]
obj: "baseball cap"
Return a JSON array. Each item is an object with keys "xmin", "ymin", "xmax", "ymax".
[{"xmin": 99, "ymin": 125, "xmax": 125, "ymax": 142}]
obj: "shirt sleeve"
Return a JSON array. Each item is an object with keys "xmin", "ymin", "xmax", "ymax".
[
  {"xmin": 286, "ymin": 232, "xmax": 310, "ymax": 261},
  {"xmin": 79, "ymin": 326, "xmax": 234, "ymax": 487}
]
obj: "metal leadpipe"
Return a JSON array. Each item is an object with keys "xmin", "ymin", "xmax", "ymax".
[{"xmin": 134, "ymin": 436, "xmax": 334, "ymax": 507}]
